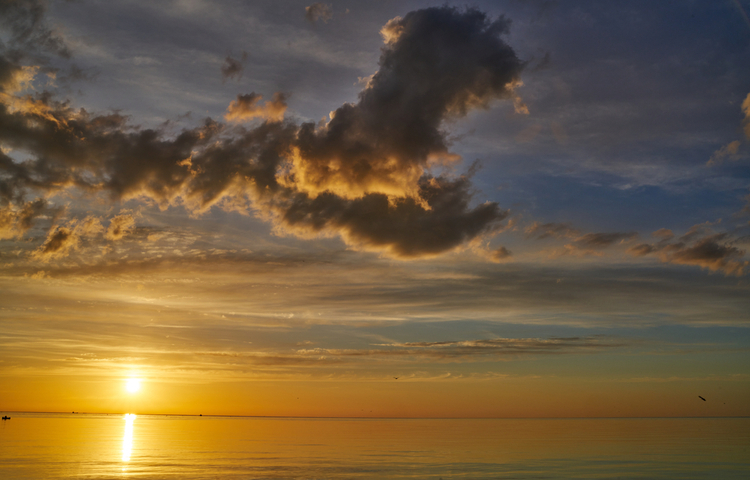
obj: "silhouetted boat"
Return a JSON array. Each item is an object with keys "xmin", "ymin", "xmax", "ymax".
[{"xmin": 2, "ymin": 416, "xmax": 9, "ymax": 420}]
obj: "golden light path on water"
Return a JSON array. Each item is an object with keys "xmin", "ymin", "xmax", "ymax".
[{"xmin": 122, "ymin": 414, "xmax": 136, "ymax": 465}]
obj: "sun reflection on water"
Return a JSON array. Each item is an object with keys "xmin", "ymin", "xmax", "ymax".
[{"xmin": 122, "ymin": 413, "xmax": 136, "ymax": 465}]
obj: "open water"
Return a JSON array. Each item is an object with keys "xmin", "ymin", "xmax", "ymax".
[{"xmin": 0, "ymin": 413, "xmax": 748, "ymax": 479}]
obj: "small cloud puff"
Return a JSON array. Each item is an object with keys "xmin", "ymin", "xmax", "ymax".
[
  {"xmin": 225, "ymin": 92, "xmax": 287, "ymax": 123},
  {"xmin": 105, "ymin": 214, "xmax": 135, "ymax": 241},
  {"xmin": 707, "ymin": 140, "xmax": 741, "ymax": 166},
  {"xmin": 305, "ymin": 3, "xmax": 333, "ymax": 24},
  {"xmin": 221, "ymin": 53, "xmax": 247, "ymax": 82}
]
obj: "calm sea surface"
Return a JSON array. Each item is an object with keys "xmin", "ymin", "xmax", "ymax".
[{"xmin": 0, "ymin": 413, "xmax": 748, "ymax": 479}]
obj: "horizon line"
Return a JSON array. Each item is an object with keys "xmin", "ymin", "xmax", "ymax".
[{"xmin": 2, "ymin": 411, "xmax": 747, "ymax": 420}]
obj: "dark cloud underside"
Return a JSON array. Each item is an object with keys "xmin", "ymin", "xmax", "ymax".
[{"xmin": 0, "ymin": 6, "xmax": 523, "ymax": 258}]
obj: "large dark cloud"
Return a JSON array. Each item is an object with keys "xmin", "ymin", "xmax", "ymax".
[
  {"xmin": 0, "ymin": 6, "xmax": 523, "ymax": 259},
  {"xmin": 294, "ymin": 7, "xmax": 522, "ymax": 200}
]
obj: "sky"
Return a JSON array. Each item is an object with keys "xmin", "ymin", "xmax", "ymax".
[{"xmin": 0, "ymin": 0, "xmax": 749, "ymax": 418}]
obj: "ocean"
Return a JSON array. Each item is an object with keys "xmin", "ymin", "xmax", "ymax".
[{"xmin": 1, "ymin": 413, "xmax": 748, "ymax": 479}]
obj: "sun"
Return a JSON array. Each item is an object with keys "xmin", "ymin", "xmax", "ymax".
[{"xmin": 125, "ymin": 378, "xmax": 141, "ymax": 393}]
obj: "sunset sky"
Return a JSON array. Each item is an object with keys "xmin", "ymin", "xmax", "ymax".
[{"xmin": 1, "ymin": 0, "xmax": 749, "ymax": 418}]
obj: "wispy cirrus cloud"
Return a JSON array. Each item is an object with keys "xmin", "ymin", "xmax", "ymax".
[
  {"xmin": 197, "ymin": 335, "xmax": 627, "ymax": 366},
  {"xmin": 629, "ymin": 224, "xmax": 749, "ymax": 276},
  {"xmin": 525, "ymin": 222, "xmax": 638, "ymax": 257},
  {"xmin": 525, "ymin": 222, "xmax": 579, "ymax": 240}
]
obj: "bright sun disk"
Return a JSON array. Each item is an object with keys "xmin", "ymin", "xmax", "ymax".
[{"xmin": 125, "ymin": 378, "xmax": 141, "ymax": 393}]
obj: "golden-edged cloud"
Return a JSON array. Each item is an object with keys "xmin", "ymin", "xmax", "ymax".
[
  {"xmin": 0, "ymin": 6, "xmax": 524, "ymax": 260},
  {"xmin": 0, "ymin": 198, "xmax": 46, "ymax": 239},
  {"xmin": 30, "ymin": 214, "xmax": 133, "ymax": 261},
  {"xmin": 105, "ymin": 214, "xmax": 135, "ymax": 241},
  {"xmin": 225, "ymin": 92, "xmax": 287, "ymax": 123}
]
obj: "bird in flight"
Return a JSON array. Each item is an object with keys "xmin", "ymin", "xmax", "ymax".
[
  {"xmin": 394, "ymin": 377, "xmax": 399, "ymax": 380},
  {"xmin": 698, "ymin": 396, "xmax": 706, "ymax": 401}
]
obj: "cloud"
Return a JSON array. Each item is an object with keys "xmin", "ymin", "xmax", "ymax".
[
  {"xmin": 490, "ymin": 246, "xmax": 512, "ymax": 261},
  {"xmin": 32, "ymin": 225, "xmax": 78, "ymax": 260},
  {"xmin": 0, "ymin": 59, "xmax": 38, "ymax": 95},
  {"xmin": 525, "ymin": 222, "xmax": 579, "ymax": 240},
  {"xmin": 572, "ymin": 232, "xmax": 638, "ymax": 249},
  {"xmin": 30, "ymin": 215, "xmax": 103, "ymax": 260},
  {"xmin": 29, "ymin": 213, "xmax": 135, "ymax": 260},
  {"xmin": 707, "ymin": 140, "xmax": 742, "ymax": 166},
  {"xmin": 0, "ymin": 0, "xmax": 70, "ymax": 58},
  {"xmin": 663, "ymin": 236, "xmax": 747, "ymax": 275},
  {"xmin": 707, "ymin": 91, "xmax": 750, "ymax": 166},
  {"xmin": 527, "ymin": 222, "xmax": 637, "ymax": 257},
  {"xmin": 224, "ymin": 92, "xmax": 287, "ymax": 122},
  {"xmin": 292, "ymin": 336, "xmax": 626, "ymax": 362},
  {"xmin": 279, "ymin": 176, "xmax": 510, "ymax": 257},
  {"xmin": 220, "ymin": 53, "xmax": 246, "ymax": 82},
  {"xmin": 105, "ymin": 214, "xmax": 135, "ymax": 241},
  {"xmin": 195, "ymin": 336, "xmax": 627, "ymax": 367},
  {"xmin": 0, "ymin": 198, "xmax": 47, "ymax": 239},
  {"xmin": 289, "ymin": 6, "xmax": 523, "ymax": 204},
  {"xmin": 629, "ymin": 226, "xmax": 748, "ymax": 276},
  {"xmin": 76, "ymin": 215, "xmax": 104, "ymax": 237},
  {"xmin": 0, "ymin": 6, "xmax": 523, "ymax": 259},
  {"xmin": 553, "ymin": 233, "xmax": 638, "ymax": 258},
  {"xmin": 305, "ymin": 3, "xmax": 333, "ymax": 24},
  {"xmin": 678, "ymin": 220, "xmax": 719, "ymax": 243},
  {"xmin": 652, "ymin": 228, "xmax": 674, "ymax": 241}
]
